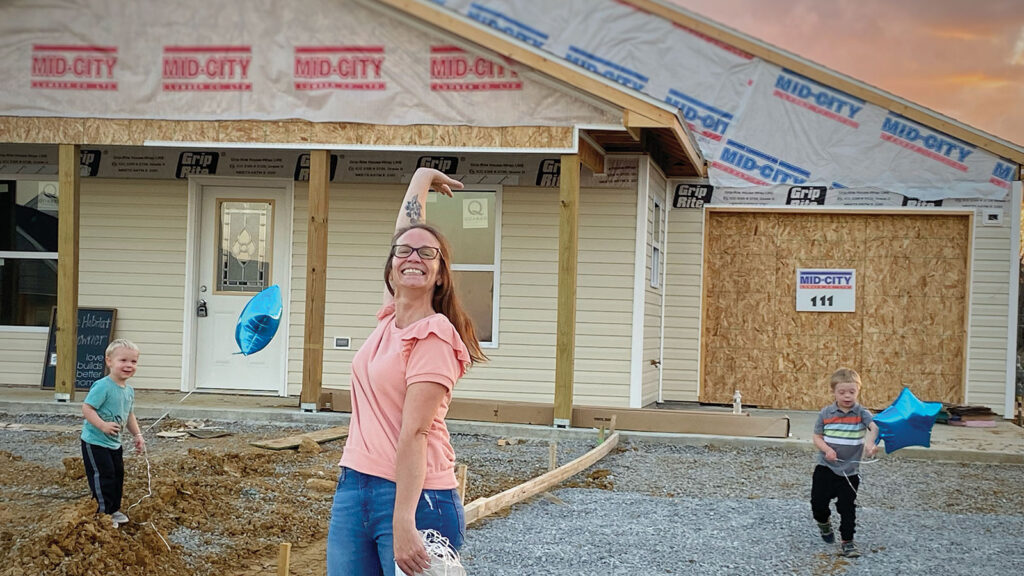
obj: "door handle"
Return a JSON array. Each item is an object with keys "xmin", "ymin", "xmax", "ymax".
[{"xmin": 197, "ymin": 299, "xmax": 208, "ymax": 318}]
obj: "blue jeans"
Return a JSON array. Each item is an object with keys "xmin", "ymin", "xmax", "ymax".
[{"xmin": 327, "ymin": 467, "xmax": 466, "ymax": 576}]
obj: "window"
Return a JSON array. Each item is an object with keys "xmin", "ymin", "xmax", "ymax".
[
  {"xmin": 0, "ymin": 180, "xmax": 59, "ymax": 328},
  {"xmin": 650, "ymin": 198, "xmax": 663, "ymax": 289},
  {"xmin": 426, "ymin": 188, "xmax": 500, "ymax": 345},
  {"xmin": 215, "ymin": 199, "xmax": 274, "ymax": 294}
]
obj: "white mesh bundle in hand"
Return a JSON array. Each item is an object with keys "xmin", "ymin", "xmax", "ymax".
[{"xmin": 395, "ymin": 529, "xmax": 466, "ymax": 576}]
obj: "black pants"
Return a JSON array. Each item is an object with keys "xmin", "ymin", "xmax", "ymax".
[
  {"xmin": 810, "ymin": 464, "xmax": 860, "ymax": 542},
  {"xmin": 81, "ymin": 440, "xmax": 124, "ymax": 515}
]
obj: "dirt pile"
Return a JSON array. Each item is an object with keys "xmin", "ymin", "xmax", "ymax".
[
  {"xmin": 0, "ymin": 433, "xmax": 338, "ymax": 576},
  {"xmin": 0, "ymin": 420, "xmax": 586, "ymax": 576}
]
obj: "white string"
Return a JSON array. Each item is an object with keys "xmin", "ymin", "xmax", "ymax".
[
  {"xmin": 834, "ymin": 456, "xmax": 880, "ymax": 495},
  {"xmin": 113, "ymin": 389, "xmax": 197, "ymax": 550},
  {"xmin": 143, "ymin": 388, "xmax": 197, "ymax": 433},
  {"xmin": 421, "ymin": 529, "xmax": 464, "ymax": 569},
  {"xmin": 396, "ymin": 529, "xmax": 465, "ymax": 576}
]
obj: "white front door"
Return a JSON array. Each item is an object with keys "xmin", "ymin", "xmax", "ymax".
[{"xmin": 193, "ymin": 183, "xmax": 290, "ymax": 393}]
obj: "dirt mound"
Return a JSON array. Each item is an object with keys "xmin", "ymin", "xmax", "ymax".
[{"xmin": 0, "ymin": 439, "xmax": 338, "ymax": 576}]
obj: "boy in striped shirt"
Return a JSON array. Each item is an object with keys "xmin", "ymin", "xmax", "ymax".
[{"xmin": 811, "ymin": 368, "xmax": 878, "ymax": 558}]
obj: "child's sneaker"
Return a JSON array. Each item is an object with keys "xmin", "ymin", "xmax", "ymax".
[
  {"xmin": 816, "ymin": 521, "xmax": 835, "ymax": 543},
  {"xmin": 840, "ymin": 540, "xmax": 861, "ymax": 558},
  {"xmin": 111, "ymin": 511, "xmax": 129, "ymax": 527}
]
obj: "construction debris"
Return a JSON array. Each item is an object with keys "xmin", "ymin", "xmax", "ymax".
[
  {"xmin": 940, "ymin": 404, "xmax": 1000, "ymax": 428},
  {"xmin": 0, "ymin": 422, "xmax": 79, "ymax": 433},
  {"xmin": 250, "ymin": 425, "xmax": 349, "ymax": 451}
]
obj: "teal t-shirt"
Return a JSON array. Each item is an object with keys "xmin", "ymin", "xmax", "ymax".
[{"xmin": 80, "ymin": 376, "xmax": 135, "ymax": 449}]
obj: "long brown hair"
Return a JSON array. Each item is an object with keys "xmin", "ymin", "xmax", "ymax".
[{"xmin": 384, "ymin": 224, "xmax": 487, "ymax": 364}]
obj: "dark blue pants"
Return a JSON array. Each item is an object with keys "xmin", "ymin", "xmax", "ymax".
[
  {"xmin": 81, "ymin": 440, "xmax": 124, "ymax": 515},
  {"xmin": 326, "ymin": 467, "xmax": 465, "ymax": 576},
  {"xmin": 811, "ymin": 464, "xmax": 860, "ymax": 542}
]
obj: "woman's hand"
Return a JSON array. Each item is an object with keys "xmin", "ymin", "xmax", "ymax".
[
  {"xmin": 393, "ymin": 519, "xmax": 430, "ymax": 575},
  {"xmin": 419, "ymin": 167, "xmax": 463, "ymax": 197}
]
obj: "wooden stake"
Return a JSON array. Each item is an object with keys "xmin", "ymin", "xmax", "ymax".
[
  {"xmin": 548, "ymin": 442, "xmax": 557, "ymax": 471},
  {"xmin": 609, "ymin": 415, "xmax": 617, "ymax": 434},
  {"xmin": 456, "ymin": 463, "xmax": 468, "ymax": 504},
  {"xmin": 277, "ymin": 542, "xmax": 291, "ymax": 576}
]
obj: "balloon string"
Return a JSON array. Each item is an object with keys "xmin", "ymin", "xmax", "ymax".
[
  {"xmin": 143, "ymin": 388, "xmax": 197, "ymax": 433},
  {"xmin": 113, "ymin": 388, "xmax": 196, "ymax": 550},
  {"xmin": 833, "ymin": 457, "xmax": 880, "ymax": 495}
]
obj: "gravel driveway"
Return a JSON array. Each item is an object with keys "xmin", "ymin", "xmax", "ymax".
[
  {"xmin": 460, "ymin": 441, "xmax": 1024, "ymax": 575},
  {"xmin": 2, "ymin": 414, "xmax": 1021, "ymax": 575}
]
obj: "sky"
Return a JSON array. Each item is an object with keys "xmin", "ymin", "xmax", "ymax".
[{"xmin": 670, "ymin": 0, "xmax": 1024, "ymax": 147}]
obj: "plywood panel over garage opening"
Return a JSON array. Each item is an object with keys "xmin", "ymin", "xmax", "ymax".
[{"xmin": 700, "ymin": 209, "xmax": 971, "ymax": 411}]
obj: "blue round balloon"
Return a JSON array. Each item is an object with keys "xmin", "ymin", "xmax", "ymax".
[{"xmin": 235, "ymin": 285, "xmax": 283, "ymax": 356}]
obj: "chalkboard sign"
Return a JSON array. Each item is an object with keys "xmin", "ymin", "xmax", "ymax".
[{"xmin": 40, "ymin": 307, "xmax": 117, "ymax": 391}]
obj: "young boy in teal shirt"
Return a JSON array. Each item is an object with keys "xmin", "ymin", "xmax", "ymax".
[{"xmin": 80, "ymin": 338, "xmax": 145, "ymax": 528}]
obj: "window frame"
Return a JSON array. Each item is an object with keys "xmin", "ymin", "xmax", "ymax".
[
  {"xmin": 0, "ymin": 176, "xmax": 60, "ymax": 332},
  {"xmin": 650, "ymin": 197, "xmax": 663, "ymax": 289},
  {"xmin": 432, "ymin": 185, "xmax": 502, "ymax": 348}
]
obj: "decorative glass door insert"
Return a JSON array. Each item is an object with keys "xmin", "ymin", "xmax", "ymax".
[{"xmin": 215, "ymin": 199, "xmax": 273, "ymax": 294}]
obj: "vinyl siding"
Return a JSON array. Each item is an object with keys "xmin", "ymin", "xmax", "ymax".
[
  {"xmin": 0, "ymin": 179, "xmax": 188, "ymax": 390},
  {"xmin": 642, "ymin": 163, "xmax": 667, "ymax": 406},
  {"xmin": 576, "ymin": 185, "xmax": 636, "ymax": 406},
  {"xmin": 967, "ymin": 221, "xmax": 1012, "ymax": 414},
  {"xmin": 78, "ymin": 179, "xmax": 188, "ymax": 388},
  {"xmin": 661, "ymin": 207, "xmax": 703, "ymax": 401},
  {"xmin": 288, "ymin": 182, "xmax": 636, "ymax": 406},
  {"xmin": 0, "ymin": 331, "xmax": 48, "ymax": 386}
]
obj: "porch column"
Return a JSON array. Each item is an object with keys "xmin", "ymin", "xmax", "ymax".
[
  {"xmin": 554, "ymin": 154, "xmax": 580, "ymax": 426},
  {"xmin": 300, "ymin": 150, "xmax": 329, "ymax": 411},
  {"xmin": 55, "ymin": 144, "xmax": 80, "ymax": 402}
]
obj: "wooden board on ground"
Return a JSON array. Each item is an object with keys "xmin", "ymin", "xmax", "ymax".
[
  {"xmin": 572, "ymin": 406, "xmax": 790, "ymax": 438},
  {"xmin": 464, "ymin": 432, "xmax": 619, "ymax": 525},
  {"xmin": 447, "ymin": 399, "xmax": 554, "ymax": 425},
  {"xmin": 317, "ymin": 389, "xmax": 789, "ymax": 437},
  {"xmin": 319, "ymin": 389, "xmax": 554, "ymax": 425},
  {"xmin": 0, "ymin": 422, "xmax": 80, "ymax": 433},
  {"xmin": 250, "ymin": 426, "xmax": 349, "ymax": 451}
]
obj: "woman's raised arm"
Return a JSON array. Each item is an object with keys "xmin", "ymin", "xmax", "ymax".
[
  {"xmin": 394, "ymin": 167, "xmax": 463, "ymax": 234},
  {"xmin": 384, "ymin": 168, "xmax": 463, "ymax": 305}
]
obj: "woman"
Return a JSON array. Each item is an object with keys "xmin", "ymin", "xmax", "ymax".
[{"xmin": 327, "ymin": 167, "xmax": 487, "ymax": 576}]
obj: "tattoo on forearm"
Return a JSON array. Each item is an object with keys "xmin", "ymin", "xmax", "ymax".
[{"xmin": 404, "ymin": 199, "xmax": 422, "ymax": 223}]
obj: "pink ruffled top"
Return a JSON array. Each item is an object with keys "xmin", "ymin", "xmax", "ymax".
[{"xmin": 339, "ymin": 302, "xmax": 471, "ymax": 489}]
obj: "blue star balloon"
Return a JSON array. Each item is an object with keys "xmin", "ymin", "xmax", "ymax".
[
  {"xmin": 873, "ymin": 387, "xmax": 943, "ymax": 453},
  {"xmin": 235, "ymin": 285, "xmax": 283, "ymax": 356}
]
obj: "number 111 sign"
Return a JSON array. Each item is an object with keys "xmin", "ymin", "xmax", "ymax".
[{"xmin": 796, "ymin": 269, "xmax": 856, "ymax": 312}]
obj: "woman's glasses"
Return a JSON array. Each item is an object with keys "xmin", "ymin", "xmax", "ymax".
[{"xmin": 391, "ymin": 244, "xmax": 441, "ymax": 260}]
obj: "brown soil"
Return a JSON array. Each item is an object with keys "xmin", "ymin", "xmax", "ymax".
[{"xmin": 0, "ymin": 423, "xmax": 537, "ymax": 576}]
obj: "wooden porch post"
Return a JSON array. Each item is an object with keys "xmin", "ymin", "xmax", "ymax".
[
  {"xmin": 554, "ymin": 154, "xmax": 580, "ymax": 426},
  {"xmin": 300, "ymin": 150, "xmax": 329, "ymax": 411},
  {"xmin": 55, "ymin": 144, "xmax": 80, "ymax": 402}
]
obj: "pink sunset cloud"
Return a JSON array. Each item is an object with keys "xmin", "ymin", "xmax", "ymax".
[{"xmin": 669, "ymin": 0, "xmax": 1024, "ymax": 148}]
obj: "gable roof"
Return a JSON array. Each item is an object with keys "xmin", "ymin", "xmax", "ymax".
[
  {"xmin": 625, "ymin": 0, "xmax": 1023, "ymax": 166},
  {"xmin": 374, "ymin": 0, "xmax": 706, "ymax": 176},
  {"xmin": 384, "ymin": 0, "xmax": 1021, "ymax": 196}
]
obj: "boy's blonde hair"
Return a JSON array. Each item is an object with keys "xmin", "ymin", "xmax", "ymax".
[
  {"xmin": 829, "ymin": 367, "xmax": 861, "ymax": 390},
  {"xmin": 105, "ymin": 338, "xmax": 139, "ymax": 357}
]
